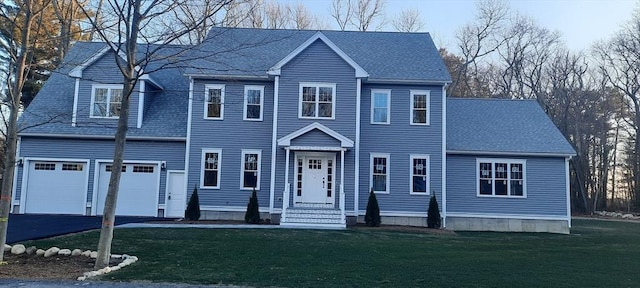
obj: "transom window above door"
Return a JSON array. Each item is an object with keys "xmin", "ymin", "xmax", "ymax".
[
  {"xmin": 91, "ymin": 84, "xmax": 123, "ymax": 118},
  {"xmin": 299, "ymin": 83, "xmax": 336, "ymax": 119}
]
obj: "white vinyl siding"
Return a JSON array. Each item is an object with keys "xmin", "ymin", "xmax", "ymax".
[
  {"xmin": 371, "ymin": 89, "xmax": 391, "ymax": 124},
  {"xmin": 477, "ymin": 158, "xmax": 526, "ymax": 198},
  {"xmin": 90, "ymin": 84, "xmax": 123, "ymax": 118},
  {"xmin": 201, "ymin": 149, "xmax": 222, "ymax": 189},
  {"xmin": 241, "ymin": 150, "xmax": 261, "ymax": 190},
  {"xmin": 299, "ymin": 82, "xmax": 336, "ymax": 119},
  {"xmin": 204, "ymin": 84, "xmax": 224, "ymax": 120},
  {"xmin": 243, "ymin": 86, "xmax": 264, "ymax": 121},
  {"xmin": 410, "ymin": 154, "xmax": 430, "ymax": 195},
  {"xmin": 410, "ymin": 90, "xmax": 430, "ymax": 125},
  {"xmin": 370, "ymin": 153, "xmax": 390, "ymax": 194}
]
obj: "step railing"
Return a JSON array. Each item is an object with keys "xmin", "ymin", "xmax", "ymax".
[
  {"xmin": 339, "ymin": 183, "xmax": 346, "ymax": 225},
  {"xmin": 282, "ymin": 182, "xmax": 290, "ymax": 223}
]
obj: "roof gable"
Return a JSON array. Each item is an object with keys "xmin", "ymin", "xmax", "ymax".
[
  {"xmin": 267, "ymin": 31, "xmax": 368, "ymax": 78},
  {"xmin": 278, "ymin": 122, "xmax": 354, "ymax": 148}
]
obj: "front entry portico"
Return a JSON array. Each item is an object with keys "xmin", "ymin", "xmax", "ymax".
[
  {"xmin": 277, "ymin": 122, "xmax": 354, "ymax": 227},
  {"xmin": 294, "ymin": 153, "xmax": 336, "ymax": 206}
]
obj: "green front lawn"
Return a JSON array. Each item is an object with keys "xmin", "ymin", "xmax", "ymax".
[{"xmin": 26, "ymin": 219, "xmax": 640, "ymax": 287}]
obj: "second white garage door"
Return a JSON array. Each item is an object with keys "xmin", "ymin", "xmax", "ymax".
[{"xmin": 95, "ymin": 162, "xmax": 160, "ymax": 217}]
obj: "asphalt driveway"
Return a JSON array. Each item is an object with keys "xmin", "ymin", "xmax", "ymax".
[{"xmin": 6, "ymin": 214, "xmax": 162, "ymax": 244}]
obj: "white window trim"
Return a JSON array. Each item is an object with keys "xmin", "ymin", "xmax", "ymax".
[
  {"xmin": 201, "ymin": 149, "xmax": 222, "ymax": 189},
  {"xmin": 409, "ymin": 154, "xmax": 430, "ymax": 195},
  {"xmin": 243, "ymin": 85, "xmax": 264, "ymax": 121},
  {"xmin": 370, "ymin": 89, "xmax": 391, "ymax": 125},
  {"xmin": 298, "ymin": 82, "xmax": 336, "ymax": 120},
  {"xmin": 90, "ymin": 84, "xmax": 123, "ymax": 119},
  {"xmin": 370, "ymin": 153, "xmax": 390, "ymax": 194},
  {"xmin": 476, "ymin": 158, "xmax": 527, "ymax": 198},
  {"xmin": 204, "ymin": 84, "xmax": 225, "ymax": 120},
  {"xmin": 240, "ymin": 149, "xmax": 262, "ymax": 190},
  {"xmin": 410, "ymin": 89, "xmax": 430, "ymax": 125}
]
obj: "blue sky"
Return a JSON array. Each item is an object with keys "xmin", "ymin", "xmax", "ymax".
[{"xmin": 280, "ymin": 0, "xmax": 639, "ymax": 52}]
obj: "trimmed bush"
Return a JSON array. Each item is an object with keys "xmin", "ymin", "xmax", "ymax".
[
  {"xmin": 185, "ymin": 187, "xmax": 201, "ymax": 221},
  {"xmin": 427, "ymin": 194, "xmax": 441, "ymax": 228},
  {"xmin": 365, "ymin": 189, "xmax": 381, "ymax": 227},
  {"xmin": 244, "ymin": 187, "xmax": 260, "ymax": 224}
]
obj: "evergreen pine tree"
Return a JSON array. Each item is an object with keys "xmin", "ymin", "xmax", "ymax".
[
  {"xmin": 365, "ymin": 189, "xmax": 381, "ymax": 227},
  {"xmin": 427, "ymin": 194, "xmax": 441, "ymax": 228},
  {"xmin": 244, "ymin": 187, "xmax": 260, "ymax": 224},
  {"xmin": 184, "ymin": 187, "xmax": 201, "ymax": 221}
]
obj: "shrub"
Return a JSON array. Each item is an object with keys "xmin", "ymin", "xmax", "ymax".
[
  {"xmin": 185, "ymin": 187, "xmax": 201, "ymax": 221},
  {"xmin": 365, "ymin": 188, "xmax": 381, "ymax": 227},
  {"xmin": 427, "ymin": 194, "xmax": 441, "ymax": 228},
  {"xmin": 244, "ymin": 187, "xmax": 260, "ymax": 224}
]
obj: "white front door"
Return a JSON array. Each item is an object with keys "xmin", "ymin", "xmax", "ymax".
[
  {"xmin": 294, "ymin": 153, "xmax": 335, "ymax": 205},
  {"xmin": 165, "ymin": 171, "xmax": 186, "ymax": 218}
]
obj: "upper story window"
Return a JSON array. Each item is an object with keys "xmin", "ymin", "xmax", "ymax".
[
  {"xmin": 371, "ymin": 153, "xmax": 390, "ymax": 194},
  {"xmin": 244, "ymin": 86, "xmax": 264, "ymax": 121},
  {"xmin": 205, "ymin": 84, "xmax": 225, "ymax": 120},
  {"xmin": 371, "ymin": 89, "xmax": 391, "ymax": 124},
  {"xmin": 410, "ymin": 154, "xmax": 429, "ymax": 195},
  {"xmin": 91, "ymin": 84, "xmax": 123, "ymax": 118},
  {"xmin": 410, "ymin": 90, "xmax": 430, "ymax": 125},
  {"xmin": 478, "ymin": 159, "xmax": 526, "ymax": 198},
  {"xmin": 299, "ymin": 83, "xmax": 336, "ymax": 119}
]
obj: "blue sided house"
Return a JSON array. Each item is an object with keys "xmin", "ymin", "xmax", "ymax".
[{"xmin": 11, "ymin": 27, "xmax": 576, "ymax": 233}]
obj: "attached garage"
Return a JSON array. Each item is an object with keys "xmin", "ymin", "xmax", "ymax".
[
  {"xmin": 94, "ymin": 162, "xmax": 160, "ymax": 217},
  {"xmin": 23, "ymin": 160, "xmax": 89, "ymax": 215}
]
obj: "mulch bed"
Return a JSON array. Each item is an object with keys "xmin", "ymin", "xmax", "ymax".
[{"xmin": 0, "ymin": 252, "xmax": 119, "ymax": 280}]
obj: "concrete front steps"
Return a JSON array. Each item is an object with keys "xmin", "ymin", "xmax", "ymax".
[{"xmin": 280, "ymin": 204, "xmax": 345, "ymax": 229}]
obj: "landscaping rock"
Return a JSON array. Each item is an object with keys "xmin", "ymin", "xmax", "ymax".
[
  {"xmin": 44, "ymin": 247, "xmax": 60, "ymax": 257},
  {"xmin": 11, "ymin": 244, "xmax": 26, "ymax": 255},
  {"xmin": 71, "ymin": 249, "xmax": 82, "ymax": 256},
  {"xmin": 3, "ymin": 244, "xmax": 10, "ymax": 252},
  {"xmin": 110, "ymin": 265, "xmax": 121, "ymax": 271},
  {"xmin": 622, "ymin": 214, "xmax": 634, "ymax": 219},
  {"xmin": 36, "ymin": 249, "xmax": 45, "ymax": 256},
  {"xmin": 111, "ymin": 254, "xmax": 122, "ymax": 259},
  {"xmin": 58, "ymin": 249, "xmax": 72, "ymax": 256},
  {"xmin": 90, "ymin": 251, "xmax": 97, "ymax": 259},
  {"xmin": 81, "ymin": 250, "xmax": 91, "ymax": 257},
  {"xmin": 25, "ymin": 246, "xmax": 37, "ymax": 254}
]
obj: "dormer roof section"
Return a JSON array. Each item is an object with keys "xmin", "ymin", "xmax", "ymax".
[{"xmin": 267, "ymin": 31, "xmax": 369, "ymax": 78}]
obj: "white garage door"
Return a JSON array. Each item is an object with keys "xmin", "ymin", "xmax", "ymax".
[
  {"xmin": 24, "ymin": 161, "xmax": 87, "ymax": 215},
  {"xmin": 95, "ymin": 163, "xmax": 159, "ymax": 217}
]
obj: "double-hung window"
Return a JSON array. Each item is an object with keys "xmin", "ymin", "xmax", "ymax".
[
  {"xmin": 91, "ymin": 84, "xmax": 123, "ymax": 118},
  {"xmin": 371, "ymin": 153, "xmax": 390, "ymax": 193},
  {"xmin": 244, "ymin": 86, "xmax": 264, "ymax": 121},
  {"xmin": 478, "ymin": 159, "xmax": 526, "ymax": 197},
  {"xmin": 410, "ymin": 90, "xmax": 430, "ymax": 125},
  {"xmin": 241, "ymin": 150, "xmax": 261, "ymax": 190},
  {"xmin": 205, "ymin": 84, "xmax": 225, "ymax": 119},
  {"xmin": 410, "ymin": 155, "xmax": 429, "ymax": 194},
  {"xmin": 371, "ymin": 89, "xmax": 391, "ymax": 124},
  {"xmin": 201, "ymin": 149, "xmax": 222, "ymax": 188},
  {"xmin": 299, "ymin": 83, "xmax": 336, "ymax": 119}
]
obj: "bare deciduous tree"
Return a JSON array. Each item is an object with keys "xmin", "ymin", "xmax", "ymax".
[{"xmin": 392, "ymin": 8, "xmax": 423, "ymax": 32}]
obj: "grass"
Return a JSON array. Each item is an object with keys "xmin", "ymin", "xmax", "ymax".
[{"xmin": 25, "ymin": 219, "xmax": 640, "ymax": 287}]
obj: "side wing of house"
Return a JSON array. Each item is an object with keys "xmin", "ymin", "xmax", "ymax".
[
  {"xmin": 445, "ymin": 98, "xmax": 575, "ymax": 234},
  {"xmin": 13, "ymin": 43, "xmax": 189, "ymax": 218}
]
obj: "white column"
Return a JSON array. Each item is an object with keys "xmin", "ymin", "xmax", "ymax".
[
  {"xmin": 282, "ymin": 148, "xmax": 291, "ymax": 222},
  {"xmin": 340, "ymin": 148, "xmax": 346, "ymax": 224}
]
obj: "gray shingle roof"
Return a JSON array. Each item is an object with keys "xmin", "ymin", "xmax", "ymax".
[
  {"xmin": 185, "ymin": 27, "xmax": 451, "ymax": 82},
  {"xmin": 19, "ymin": 42, "xmax": 189, "ymax": 138},
  {"xmin": 447, "ymin": 98, "xmax": 576, "ymax": 156}
]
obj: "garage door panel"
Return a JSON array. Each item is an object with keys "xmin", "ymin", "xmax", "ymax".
[
  {"xmin": 24, "ymin": 161, "xmax": 87, "ymax": 215},
  {"xmin": 96, "ymin": 163, "xmax": 159, "ymax": 217}
]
